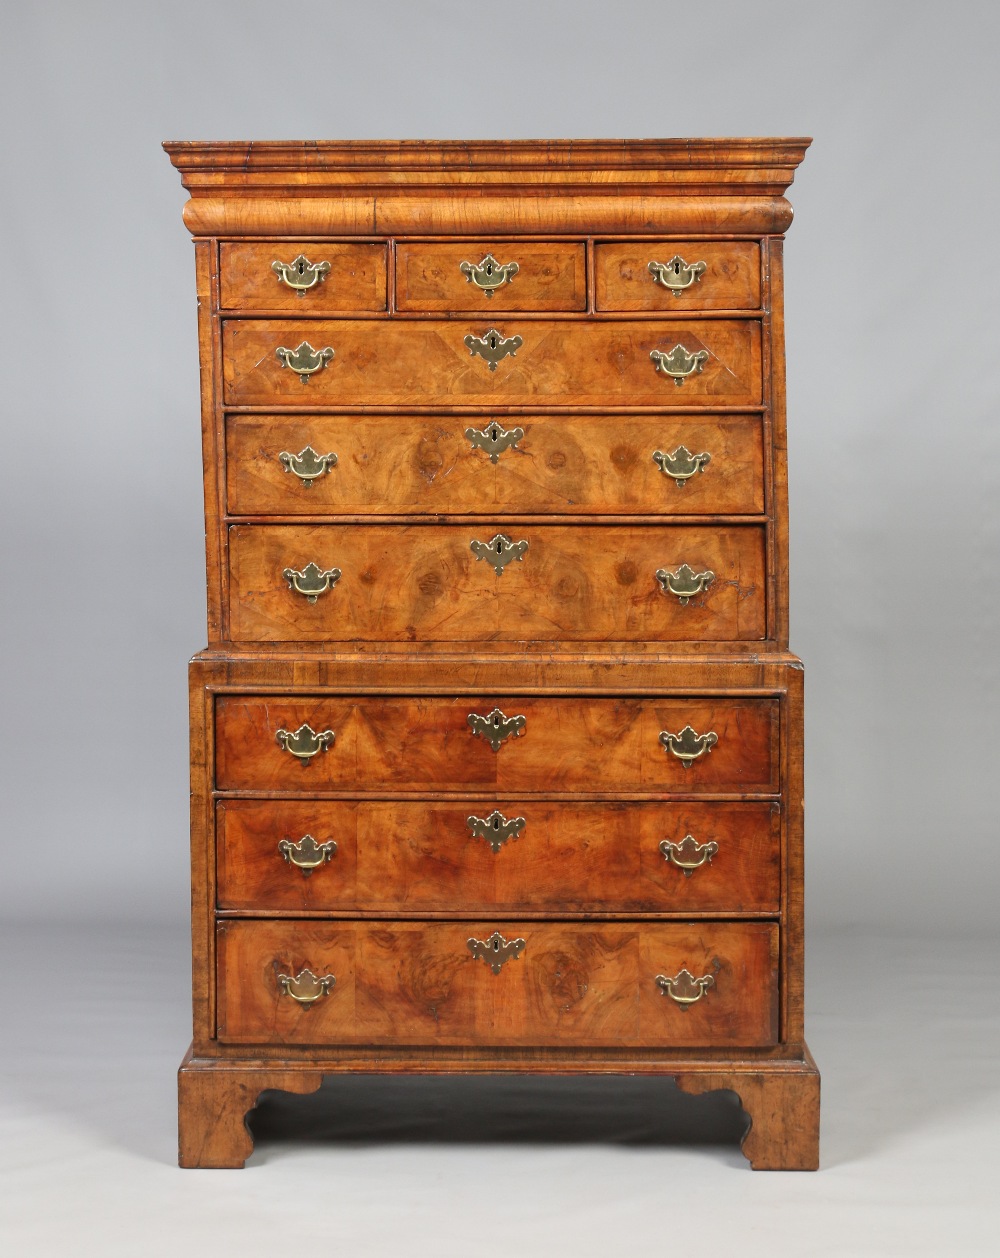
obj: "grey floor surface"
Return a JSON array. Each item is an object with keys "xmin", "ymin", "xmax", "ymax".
[{"xmin": 1, "ymin": 923, "xmax": 997, "ymax": 1257}]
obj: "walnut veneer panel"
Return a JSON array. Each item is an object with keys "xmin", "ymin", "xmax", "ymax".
[
  {"xmin": 396, "ymin": 241, "xmax": 587, "ymax": 311},
  {"xmin": 595, "ymin": 241, "xmax": 761, "ymax": 310},
  {"xmin": 219, "ymin": 242, "xmax": 387, "ymax": 311}
]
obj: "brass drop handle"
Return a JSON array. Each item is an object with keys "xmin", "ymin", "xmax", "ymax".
[
  {"xmin": 660, "ymin": 835, "xmax": 719, "ymax": 875},
  {"xmin": 656, "ymin": 564, "xmax": 715, "ymax": 604},
  {"xmin": 655, "ymin": 968, "xmax": 715, "ymax": 1007},
  {"xmin": 470, "ymin": 533, "xmax": 528, "ymax": 575},
  {"xmin": 466, "ymin": 422, "xmax": 524, "ymax": 462},
  {"xmin": 460, "ymin": 253, "xmax": 519, "ymax": 297},
  {"xmin": 275, "ymin": 723, "xmax": 335, "ymax": 760},
  {"xmin": 467, "ymin": 930, "xmax": 526, "ymax": 973},
  {"xmin": 648, "ymin": 255, "xmax": 707, "ymax": 295},
  {"xmin": 278, "ymin": 446, "xmax": 338, "ymax": 486},
  {"xmin": 275, "ymin": 340, "xmax": 335, "ymax": 383},
  {"xmin": 464, "ymin": 327, "xmax": 523, "ymax": 371},
  {"xmin": 278, "ymin": 834, "xmax": 337, "ymax": 875},
  {"xmin": 467, "ymin": 708, "xmax": 526, "ymax": 751},
  {"xmin": 650, "ymin": 344, "xmax": 708, "ymax": 385},
  {"xmin": 283, "ymin": 562, "xmax": 342, "ymax": 603},
  {"xmin": 659, "ymin": 725, "xmax": 718, "ymax": 767},
  {"xmin": 652, "ymin": 446, "xmax": 711, "ymax": 486},
  {"xmin": 277, "ymin": 967, "xmax": 336, "ymax": 1005},
  {"xmin": 467, "ymin": 810, "xmax": 526, "ymax": 852},
  {"xmin": 272, "ymin": 254, "xmax": 332, "ymax": 295}
]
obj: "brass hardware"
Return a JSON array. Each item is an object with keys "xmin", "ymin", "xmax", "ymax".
[
  {"xmin": 470, "ymin": 533, "xmax": 528, "ymax": 575},
  {"xmin": 283, "ymin": 561, "xmax": 342, "ymax": 603},
  {"xmin": 277, "ymin": 967, "xmax": 336, "ymax": 1005},
  {"xmin": 271, "ymin": 254, "xmax": 332, "ymax": 295},
  {"xmin": 659, "ymin": 835, "xmax": 719, "ymax": 876},
  {"xmin": 465, "ymin": 422, "xmax": 525, "ymax": 463},
  {"xmin": 650, "ymin": 344, "xmax": 708, "ymax": 386},
  {"xmin": 275, "ymin": 340, "xmax": 335, "ymax": 383},
  {"xmin": 655, "ymin": 563, "xmax": 715, "ymax": 605},
  {"xmin": 647, "ymin": 255, "xmax": 708, "ymax": 296},
  {"xmin": 652, "ymin": 445, "xmax": 711, "ymax": 487},
  {"xmin": 464, "ymin": 327, "xmax": 523, "ymax": 371},
  {"xmin": 278, "ymin": 446, "xmax": 338, "ymax": 486},
  {"xmin": 467, "ymin": 810, "xmax": 526, "ymax": 853},
  {"xmin": 468, "ymin": 708, "xmax": 526, "ymax": 751},
  {"xmin": 467, "ymin": 930, "xmax": 526, "ymax": 973},
  {"xmin": 275, "ymin": 724, "xmax": 335, "ymax": 760},
  {"xmin": 658, "ymin": 725, "xmax": 718, "ymax": 768},
  {"xmin": 459, "ymin": 253, "xmax": 520, "ymax": 297},
  {"xmin": 278, "ymin": 834, "xmax": 337, "ymax": 875},
  {"xmin": 655, "ymin": 968, "xmax": 715, "ymax": 1007}
]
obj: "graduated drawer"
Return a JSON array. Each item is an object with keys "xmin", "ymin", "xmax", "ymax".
[
  {"xmin": 215, "ymin": 919, "xmax": 779, "ymax": 1047},
  {"xmin": 226, "ymin": 414, "xmax": 765, "ymax": 516},
  {"xmin": 217, "ymin": 799, "xmax": 781, "ymax": 914},
  {"xmin": 395, "ymin": 241, "xmax": 586, "ymax": 311},
  {"xmin": 219, "ymin": 242, "xmax": 388, "ymax": 311},
  {"xmin": 228, "ymin": 523, "xmax": 767, "ymax": 643},
  {"xmin": 214, "ymin": 695, "xmax": 779, "ymax": 793},
  {"xmin": 595, "ymin": 241, "xmax": 761, "ymax": 310},
  {"xmin": 221, "ymin": 319, "xmax": 762, "ymax": 407}
]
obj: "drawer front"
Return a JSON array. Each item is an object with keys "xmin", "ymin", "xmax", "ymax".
[
  {"xmin": 215, "ymin": 695, "xmax": 779, "ymax": 793},
  {"xmin": 218, "ymin": 799, "xmax": 781, "ymax": 913},
  {"xmin": 226, "ymin": 414, "xmax": 765, "ymax": 517},
  {"xmin": 229, "ymin": 523, "xmax": 767, "ymax": 644},
  {"xmin": 216, "ymin": 919, "xmax": 779, "ymax": 1047},
  {"xmin": 595, "ymin": 242, "xmax": 761, "ymax": 311},
  {"xmin": 219, "ymin": 242, "xmax": 388, "ymax": 312},
  {"xmin": 222, "ymin": 319, "xmax": 762, "ymax": 407},
  {"xmin": 395, "ymin": 241, "xmax": 587, "ymax": 311}
]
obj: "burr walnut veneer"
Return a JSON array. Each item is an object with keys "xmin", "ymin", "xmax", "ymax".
[{"xmin": 165, "ymin": 138, "xmax": 818, "ymax": 1170}]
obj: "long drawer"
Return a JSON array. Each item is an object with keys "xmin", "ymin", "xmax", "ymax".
[
  {"xmin": 228, "ymin": 523, "xmax": 767, "ymax": 643},
  {"xmin": 221, "ymin": 319, "xmax": 762, "ymax": 407},
  {"xmin": 214, "ymin": 695, "xmax": 779, "ymax": 793},
  {"xmin": 216, "ymin": 919, "xmax": 779, "ymax": 1047},
  {"xmin": 217, "ymin": 799, "xmax": 781, "ymax": 913},
  {"xmin": 225, "ymin": 413, "xmax": 766, "ymax": 516}
]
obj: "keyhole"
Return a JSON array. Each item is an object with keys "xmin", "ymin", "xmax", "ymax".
[
  {"xmin": 489, "ymin": 334, "xmax": 497, "ymax": 349},
  {"xmin": 488, "ymin": 424, "xmax": 499, "ymax": 440},
  {"xmin": 492, "ymin": 817, "xmax": 500, "ymax": 831},
  {"xmin": 493, "ymin": 939, "xmax": 500, "ymax": 951},
  {"xmin": 297, "ymin": 259, "xmax": 307, "ymax": 276},
  {"xmin": 494, "ymin": 539, "xmax": 502, "ymax": 553},
  {"xmin": 485, "ymin": 261, "xmax": 494, "ymax": 276},
  {"xmin": 672, "ymin": 261, "xmax": 681, "ymax": 276}
]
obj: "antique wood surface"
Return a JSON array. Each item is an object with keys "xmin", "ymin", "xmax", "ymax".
[
  {"xmin": 214, "ymin": 693, "xmax": 779, "ymax": 794},
  {"xmin": 395, "ymin": 241, "xmax": 587, "ymax": 312},
  {"xmin": 225, "ymin": 413, "xmax": 766, "ymax": 517},
  {"xmin": 217, "ymin": 799, "xmax": 781, "ymax": 915},
  {"xmin": 595, "ymin": 241, "xmax": 761, "ymax": 310},
  {"xmin": 227, "ymin": 522, "xmax": 767, "ymax": 644},
  {"xmin": 215, "ymin": 919, "xmax": 779, "ymax": 1048},
  {"xmin": 219, "ymin": 242, "xmax": 387, "ymax": 312},
  {"xmin": 221, "ymin": 319, "xmax": 762, "ymax": 408}
]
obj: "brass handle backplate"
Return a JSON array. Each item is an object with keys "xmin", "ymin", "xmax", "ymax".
[
  {"xmin": 464, "ymin": 327, "xmax": 523, "ymax": 371},
  {"xmin": 278, "ymin": 446, "xmax": 338, "ymax": 485},
  {"xmin": 470, "ymin": 533, "xmax": 528, "ymax": 575},
  {"xmin": 277, "ymin": 967, "xmax": 336, "ymax": 1005},
  {"xmin": 459, "ymin": 253, "xmax": 519, "ymax": 297},
  {"xmin": 647, "ymin": 256, "xmax": 708, "ymax": 295},
  {"xmin": 275, "ymin": 723, "xmax": 335, "ymax": 760},
  {"xmin": 283, "ymin": 561, "xmax": 342, "ymax": 603},
  {"xmin": 468, "ymin": 708, "xmax": 526, "ymax": 751},
  {"xmin": 467, "ymin": 930, "xmax": 526, "ymax": 973},
  {"xmin": 466, "ymin": 422, "xmax": 525, "ymax": 462},
  {"xmin": 659, "ymin": 835, "xmax": 719, "ymax": 876},
  {"xmin": 278, "ymin": 834, "xmax": 337, "ymax": 875},
  {"xmin": 467, "ymin": 810, "xmax": 526, "ymax": 853},
  {"xmin": 650, "ymin": 344, "xmax": 708, "ymax": 385},
  {"xmin": 653, "ymin": 445, "xmax": 711, "ymax": 486},
  {"xmin": 659, "ymin": 725, "xmax": 718, "ymax": 767},
  {"xmin": 272, "ymin": 254, "xmax": 332, "ymax": 295},
  {"xmin": 275, "ymin": 340, "xmax": 335, "ymax": 383},
  {"xmin": 655, "ymin": 968, "xmax": 715, "ymax": 1007},
  {"xmin": 656, "ymin": 563, "xmax": 715, "ymax": 604}
]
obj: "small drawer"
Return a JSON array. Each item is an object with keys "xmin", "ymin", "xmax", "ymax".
[
  {"xmin": 595, "ymin": 242, "xmax": 761, "ymax": 310},
  {"xmin": 214, "ymin": 694, "xmax": 779, "ymax": 794},
  {"xmin": 216, "ymin": 919, "xmax": 779, "ymax": 1048},
  {"xmin": 217, "ymin": 799, "xmax": 781, "ymax": 914},
  {"xmin": 395, "ymin": 241, "xmax": 586, "ymax": 312},
  {"xmin": 225, "ymin": 414, "xmax": 765, "ymax": 517},
  {"xmin": 228, "ymin": 522, "xmax": 767, "ymax": 644},
  {"xmin": 219, "ymin": 242, "xmax": 387, "ymax": 312}
]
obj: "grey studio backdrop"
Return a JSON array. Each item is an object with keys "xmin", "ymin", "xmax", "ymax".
[{"xmin": 1, "ymin": 0, "xmax": 997, "ymax": 942}]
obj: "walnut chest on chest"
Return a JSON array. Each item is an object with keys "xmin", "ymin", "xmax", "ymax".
[{"xmin": 164, "ymin": 138, "xmax": 818, "ymax": 1170}]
